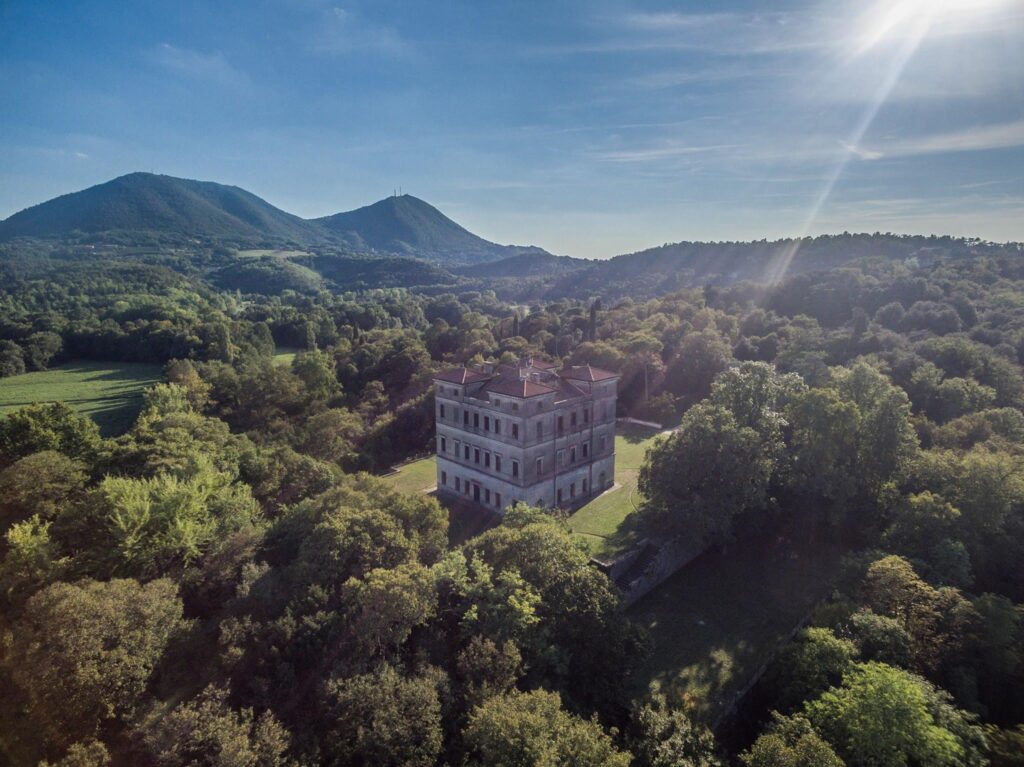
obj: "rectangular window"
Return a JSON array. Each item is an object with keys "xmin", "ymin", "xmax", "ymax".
[
  {"xmin": 455, "ymin": 477, "xmax": 461, "ymax": 491},
  {"xmin": 512, "ymin": 423, "xmax": 519, "ymax": 440},
  {"xmin": 441, "ymin": 471, "xmax": 447, "ymax": 486},
  {"xmin": 570, "ymin": 446, "xmax": 576, "ymax": 463},
  {"xmin": 474, "ymin": 412, "xmax": 480, "ymax": 428},
  {"xmin": 583, "ymin": 408, "xmax": 589, "ymax": 424},
  {"xmin": 570, "ymin": 482, "xmax": 576, "ymax": 499},
  {"xmin": 485, "ymin": 488, "xmax": 491, "ymax": 503},
  {"xmin": 557, "ymin": 449, "xmax": 564, "ymax": 466},
  {"xmin": 571, "ymin": 411, "xmax": 577, "ymax": 427},
  {"xmin": 495, "ymin": 419, "xmax": 501, "ymax": 435},
  {"xmin": 464, "ymin": 410, "xmax": 469, "ymax": 426},
  {"xmin": 495, "ymin": 492, "xmax": 502, "ymax": 508},
  {"xmin": 512, "ymin": 402, "xmax": 519, "ymax": 411},
  {"xmin": 464, "ymin": 445, "xmax": 470, "ymax": 460},
  {"xmin": 485, "ymin": 452, "xmax": 491, "ymax": 468},
  {"xmin": 582, "ymin": 442, "xmax": 589, "ymax": 458},
  {"xmin": 599, "ymin": 435, "xmax": 606, "ymax": 452},
  {"xmin": 439, "ymin": 403, "xmax": 445, "ymax": 418},
  {"xmin": 536, "ymin": 457, "xmax": 543, "ymax": 475},
  {"xmin": 495, "ymin": 455, "xmax": 502, "ymax": 472},
  {"xmin": 557, "ymin": 488, "xmax": 563, "ymax": 504},
  {"xmin": 440, "ymin": 437, "xmax": 446, "ymax": 452},
  {"xmin": 512, "ymin": 460, "xmax": 519, "ymax": 478},
  {"xmin": 582, "ymin": 478, "xmax": 588, "ymax": 493},
  {"xmin": 557, "ymin": 415, "xmax": 564, "ymax": 434},
  {"xmin": 474, "ymin": 448, "xmax": 480, "ymax": 464},
  {"xmin": 484, "ymin": 415, "xmax": 490, "ymax": 431}
]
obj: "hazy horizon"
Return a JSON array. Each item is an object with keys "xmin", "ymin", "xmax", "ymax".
[{"xmin": 2, "ymin": 0, "xmax": 1023, "ymax": 257}]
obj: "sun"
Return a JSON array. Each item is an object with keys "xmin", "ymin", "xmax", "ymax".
[{"xmin": 854, "ymin": 0, "xmax": 1010, "ymax": 55}]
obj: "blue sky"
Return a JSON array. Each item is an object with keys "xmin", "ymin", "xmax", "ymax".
[{"xmin": 1, "ymin": 0, "xmax": 1023, "ymax": 257}]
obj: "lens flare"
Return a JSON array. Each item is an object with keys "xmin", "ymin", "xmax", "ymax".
[{"xmin": 765, "ymin": 0, "xmax": 1011, "ymax": 285}]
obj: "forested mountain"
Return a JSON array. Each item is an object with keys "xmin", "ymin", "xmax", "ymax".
[
  {"xmin": 0, "ymin": 173, "xmax": 321, "ymax": 246},
  {"xmin": 316, "ymin": 194, "xmax": 551, "ymax": 265},
  {"xmin": 547, "ymin": 234, "xmax": 1024, "ymax": 300},
  {"xmin": 0, "ymin": 174, "xmax": 554, "ymax": 265}
]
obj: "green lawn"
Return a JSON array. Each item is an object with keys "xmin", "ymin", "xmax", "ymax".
[
  {"xmin": 0, "ymin": 361, "xmax": 163, "ymax": 436},
  {"xmin": 568, "ymin": 423, "xmax": 664, "ymax": 559},
  {"xmin": 382, "ymin": 455, "xmax": 437, "ymax": 495},
  {"xmin": 236, "ymin": 249, "xmax": 311, "ymax": 259},
  {"xmin": 379, "ymin": 424, "xmax": 662, "ymax": 557},
  {"xmin": 627, "ymin": 536, "xmax": 844, "ymax": 722},
  {"xmin": 272, "ymin": 346, "xmax": 301, "ymax": 367}
]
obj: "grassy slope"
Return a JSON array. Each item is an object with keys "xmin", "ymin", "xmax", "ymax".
[
  {"xmin": 628, "ymin": 536, "xmax": 844, "ymax": 721},
  {"xmin": 567, "ymin": 423, "xmax": 663, "ymax": 558},
  {"xmin": 0, "ymin": 361, "xmax": 162, "ymax": 436}
]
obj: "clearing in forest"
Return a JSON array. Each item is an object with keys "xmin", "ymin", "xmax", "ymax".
[
  {"xmin": 567, "ymin": 422, "xmax": 664, "ymax": 559},
  {"xmin": 628, "ymin": 535, "xmax": 844, "ymax": 723},
  {"xmin": 0, "ymin": 361, "xmax": 163, "ymax": 436}
]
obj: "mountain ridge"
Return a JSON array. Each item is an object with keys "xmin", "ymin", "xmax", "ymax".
[{"xmin": 0, "ymin": 172, "xmax": 552, "ymax": 265}]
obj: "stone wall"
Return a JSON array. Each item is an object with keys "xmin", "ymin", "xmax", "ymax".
[{"xmin": 617, "ymin": 535, "xmax": 709, "ymax": 607}]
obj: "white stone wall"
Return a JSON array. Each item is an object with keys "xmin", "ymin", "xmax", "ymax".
[{"xmin": 434, "ymin": 377, "xmax": 618, "ymax": 513}]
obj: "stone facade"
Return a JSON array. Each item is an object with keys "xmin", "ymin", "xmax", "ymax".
[{"xmin": 433, "ymin": 359, "xmax": 619, "ymax": 514}]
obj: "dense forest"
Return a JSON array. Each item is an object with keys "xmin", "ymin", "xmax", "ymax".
[{"xmin": 1, "ymin": 232, "xmax": 1024, "ymax": 766}]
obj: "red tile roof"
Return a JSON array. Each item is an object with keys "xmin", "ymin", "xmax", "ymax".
[
  {"xmin": 433, "ymin": 367, "xmax": 491, "ymax": 384},
  {"xmin": 558, "ymin": 364, "xmax": 619, "ymax": 382},
  {"xmin": 483, "ymin": 377, "xmax": 557, "ymax": 398}
]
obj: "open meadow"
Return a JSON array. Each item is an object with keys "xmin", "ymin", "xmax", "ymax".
[{"xmin": 0, "ymin": 361, "xmax": 162, "ymax": 436}]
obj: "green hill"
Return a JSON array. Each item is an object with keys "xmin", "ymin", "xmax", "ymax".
[
  {"xmin": 213, "ymin": 256, "xmax": 326, "ymax": 294},
  {"xmin": 0, "ymin": 172, "xmax": 322, "ymax": 246},
  {"xmin": 316, "ymin": 194, "xmax": 550, "ymax": 265},
  {"xmin": 0, "ymin": 175, "xmax": 554, "ymax": 266},
  {"xmin": 547, "ymin": 233, "xmax": 1024, "ymax": 299},
  {"xmin": 455, "ymin": 251, "xmax": 590, "ymax": 278}
]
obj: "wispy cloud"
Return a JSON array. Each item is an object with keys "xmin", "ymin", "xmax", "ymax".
[
  {"xmin": 862, "ymin": 120, "xmax": 1024, "ymax": 160},
  {"xmin": 311, "ymin": 7, "xmax": 411, "ymax": 57},
  {"xmin": 527, "ymin": 10, "xmax": 826, "ymax": 57},
  {"xmin": 151, "ymin": 44, "xmax": 246, "ymax": 87},
  {"xmin": 595, "ymin": 142, "xmax": 741, "ymax": 163}
]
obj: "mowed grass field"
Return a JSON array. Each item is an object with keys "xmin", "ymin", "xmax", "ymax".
[
  {"xmin": 0, "ymin": 361, "xmax": 162, "ymax": 436},
  {"xmin": 627, "ymin": 536, "xmax": 844, "ymax": 722},
  {"xmin": 381, "ymin": 422, "xmax": 663, "ymax": 556},
  {"xmin": 382, "ymin": 456, "xmax": 437, "ymax": 495},
  {"xmin": 567, "ymin": 423, "xmax": 664, "ymax": 559}
]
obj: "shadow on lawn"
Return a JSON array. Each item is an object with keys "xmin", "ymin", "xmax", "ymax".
[
  {"xmin": 627, "ymin": 533, "xmax": 844, "ymax": 721},
  {"xmin": 598, "ymin": 512, "xmax": 646, "ymax": 558}
]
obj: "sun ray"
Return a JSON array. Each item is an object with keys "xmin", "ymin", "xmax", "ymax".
[{"xmin": 764, "ymin": 0, "xmax": 1004, "ymax": 284}]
